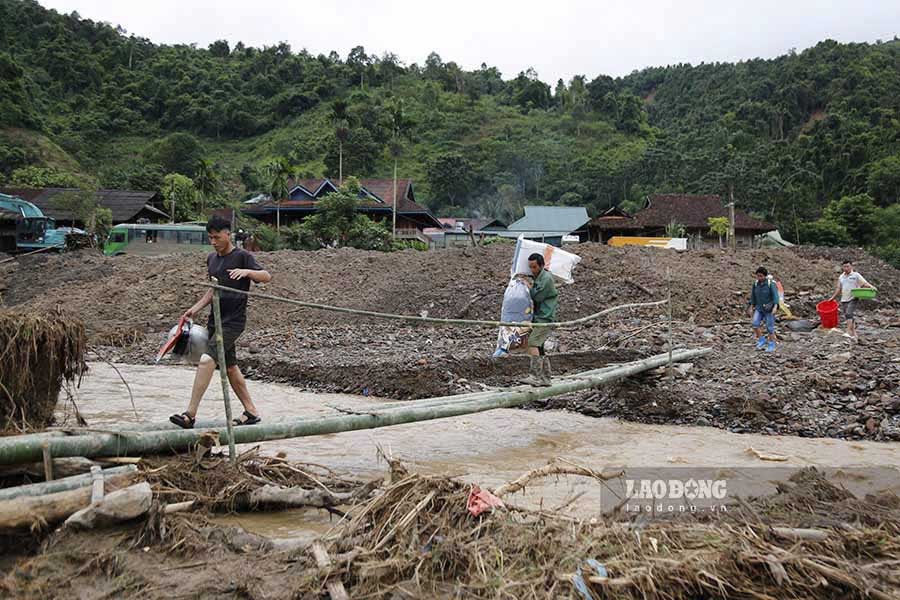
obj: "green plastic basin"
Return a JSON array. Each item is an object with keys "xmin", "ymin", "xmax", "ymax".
[{"xmin": 851, "ymin": 288, "xmax": 877, "ymax": 299}]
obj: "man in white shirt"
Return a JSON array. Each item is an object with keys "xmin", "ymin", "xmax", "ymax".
[{"xmin": 829, "ymin": 259, "xmax": 877, "ymax": 339}]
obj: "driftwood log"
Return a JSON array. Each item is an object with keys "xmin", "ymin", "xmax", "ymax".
[{"xmin": 0, "ymin": 470, "xmax": 137, "ymax": 530}]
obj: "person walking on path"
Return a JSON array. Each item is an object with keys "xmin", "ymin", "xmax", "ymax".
[
  {"xmin": 521, "ymin": 253, "xmax": 558, "ymax": 386},
  {"xmin": 829, "ymin": 259, "xmax": 876, "ymax": 340},
  {"xmin": 748, "ymin": 266, "xmax": 779, "ymax": 353},
  {"xmin": 170, "ymin": 216, "xmax": 272, "ymax": 429}
]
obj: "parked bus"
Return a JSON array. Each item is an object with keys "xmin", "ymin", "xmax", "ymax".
[{"xmin": 103, "ymin": 223, "xmax": 212, "ymax": 256}]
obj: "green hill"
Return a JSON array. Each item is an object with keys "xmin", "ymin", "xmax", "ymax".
[{"xmin": 0, "ymin": 0, "xmax": 898, "ymax": 261}]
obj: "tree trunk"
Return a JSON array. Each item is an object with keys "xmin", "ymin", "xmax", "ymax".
[
  {"xmin": 338, "ymin": 142, "xmax": 343, "ymax": 184},
  {"xmin": 0, "ymin": 465, "xmax": 137, "ymax": 501},
  {"xmin": 0, "ymin": 470, "xmax": 137, "ymax": 530},
  {"xmin": 276, "ymin": 201, "xmax": 281, "ymax": 233}
]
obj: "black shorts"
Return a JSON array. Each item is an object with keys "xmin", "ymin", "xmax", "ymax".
[{"xmin": 206, "ymin": 327, "xmax": 242, "ymax": 368}]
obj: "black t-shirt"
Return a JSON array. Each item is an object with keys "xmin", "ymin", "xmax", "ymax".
[{"xmin": 206, "ymin": 248, "xmax": 263, "ymax": 331}]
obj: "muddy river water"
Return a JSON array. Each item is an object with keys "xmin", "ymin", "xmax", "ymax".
[{"xmin": 59, "ymin": 363, "xmax": 900, "ymax": 537}]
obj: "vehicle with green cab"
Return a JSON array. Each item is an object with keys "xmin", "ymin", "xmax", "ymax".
[{"xmin": 103, "ymin": 223, "xmax": 212, "ymax": 256}]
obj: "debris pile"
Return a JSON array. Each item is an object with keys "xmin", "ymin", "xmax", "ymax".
[
  {"xmin": 0, "ymin": 310, "xmax": 86, "ymax": 431},
  {"xmin": 3, "ymin": 459, "xmax": 898, "ymax": 599}
]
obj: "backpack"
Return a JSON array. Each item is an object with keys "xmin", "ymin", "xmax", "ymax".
[{"xmin": 761, "ymin": 281, "xmax": 778, "ymax": 313}]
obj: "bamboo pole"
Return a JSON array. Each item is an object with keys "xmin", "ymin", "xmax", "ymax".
[
  {"xmin": 50, "ymin": 363, "xmax": 630, "ymax": 435},
  {"xmin": 200, "ymin": 282, "xmax": 667, "ymax": 329},
  {"xmin": 211, "ymin": 279, "xmax": 238, "ymax": 466},
  {"xmin": 0, "ymin": 465, "xmax": 137, "ymax": 501},
  {"xmin": 0, "ymin": 349, "xmax": 710, "ymax": 466}
]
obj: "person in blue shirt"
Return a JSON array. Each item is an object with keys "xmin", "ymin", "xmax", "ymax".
[{"xmin": 747, "ymin": 266, "xmax": 778, "ymax": 352}]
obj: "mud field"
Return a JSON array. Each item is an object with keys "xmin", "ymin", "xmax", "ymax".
[{"xmin": 2, "ymin": 243, "xmax": 898, "ymax": 440}]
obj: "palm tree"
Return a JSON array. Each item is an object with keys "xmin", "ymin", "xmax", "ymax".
[
  {"xmin": 330, "ymin": 100, "xmax": 350, "ymax": 184},
  {"xmin": 265, "ymin": 157, "xmax": 292, "ymax": 232},
  {"xmin": 387, "ymin": 100, "xmax": 414, "ymax": 239},
  {"xmin": 194, "ymin": 158, "xmax": 220, "ymax": 217}
]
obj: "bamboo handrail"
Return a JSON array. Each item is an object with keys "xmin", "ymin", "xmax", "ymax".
[{"xmin": 199, "ymin": 282, "xmax": 667, "ymax": 329}]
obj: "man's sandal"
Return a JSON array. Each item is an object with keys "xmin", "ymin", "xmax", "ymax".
[
  {"xmin": 169, "ymin": 412, "xmax": 195, "ymax": 429},
  {"xmin": 233, "ymin": 411, "xmax": 261, "ymax": 426}
]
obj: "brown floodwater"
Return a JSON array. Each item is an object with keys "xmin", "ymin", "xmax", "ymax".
[{"xmin": 58, "ymin": 362, "xmax": 900, "ymax": 537}]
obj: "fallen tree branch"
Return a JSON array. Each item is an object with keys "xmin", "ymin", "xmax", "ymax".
[{"xmin": 493, "ymin": 461, "xmax": 624, "ymax": 498}]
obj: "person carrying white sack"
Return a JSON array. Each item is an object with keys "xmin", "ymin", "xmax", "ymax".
[{"xmin": 520, "ymin": 253, "xmax": 558, "ymax": 386}]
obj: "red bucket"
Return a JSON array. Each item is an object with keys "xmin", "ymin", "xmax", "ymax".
[{"xmin": 816, "ymin": 300, "xmax": 839, "ymax": 329}]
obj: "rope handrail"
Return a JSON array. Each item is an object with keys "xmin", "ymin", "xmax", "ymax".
[{"xmin": 199, "ymin": 282, "xmax": 668, "ymax": 329}]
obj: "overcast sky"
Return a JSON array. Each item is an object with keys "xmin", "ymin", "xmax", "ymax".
[{"xmin": 40, "ymin": 0, "xmax": 899, "ymax": 83}]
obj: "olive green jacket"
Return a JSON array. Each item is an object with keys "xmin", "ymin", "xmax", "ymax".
[{"xmin": 531, "ymin": 268, "xmax": 558, "ymax": 323}]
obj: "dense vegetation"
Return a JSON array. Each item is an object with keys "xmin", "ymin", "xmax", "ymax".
[{"xmin": 0, "ymin": 0, "xmax": 898, "ymax": 261}]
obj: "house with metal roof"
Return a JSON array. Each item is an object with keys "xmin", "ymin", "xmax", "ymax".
[
  {"xmin": 424, "ymin": 217, "xmax": 508, "ymax": 249},
  {"xmin": 241, "ymin": 178, "xmax": 441, "ymax": 244},
  {"xmin": 497, "ymin": 206, "xmax": 591, "ymax": 246},
  {"xmin": 0, "ymin": 187, "xmax": 169, "ymax": 226}
]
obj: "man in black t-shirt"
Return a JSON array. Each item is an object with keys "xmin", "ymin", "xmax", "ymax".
[{"xmin": 170, "ymin": 216, "xmax": 272, "ymax": 429}]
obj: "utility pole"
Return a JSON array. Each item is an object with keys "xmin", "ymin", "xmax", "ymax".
[
  {"xmin": 728, "ymin": 184, "xmax": 736, "ymax": 252},
  {"xmin": 392, "ymin": 162, "xmax": 398, "ymax": 240},
  {"xmin": 168, "ymin": 180, "xmax": 175, "ymax": 224}
]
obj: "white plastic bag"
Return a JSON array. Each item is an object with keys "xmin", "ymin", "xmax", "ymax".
[
  {"xmin": 510, "ymin": 235, "xmax": 581, "ymax": 284},
  {"xmin": 493, "ymin": 276, "xmax": 533, "ymax": 358}
]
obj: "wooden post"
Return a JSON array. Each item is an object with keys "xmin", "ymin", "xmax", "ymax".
[
  {"xmin": 728, "ymin": 186, "xmax": 736, "ymax": 252},
  {"xmin": 666, "ymin": 267, "xmax": 673, "ymax": 385},
  {"xmin": 41, "ymin": 442, "xmax": 53, "ymax": 481},
  {"xmin": 90, "ymin": 465, "xmax": 104, "ymax": 504},
  {"xmin": 211, "ymin": 278, "xmax": 238, "ymax": 466}
]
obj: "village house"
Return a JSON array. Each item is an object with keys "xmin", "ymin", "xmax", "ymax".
[
  {"xmin": 0, "ymin": 187, "xmax": 169, "ymax": 227},
  {"xmin": 588, "ymin": 194, "xmax": 775, "ymax": 247},
  {"xmin": 241, "ymin": 178, "xmax": 441, "ymax": 243},
  {"xmin": 497, "ymin": 206, "xmax": 591, "ymax": 246},
  {"xmin": 425, "ymin": 217, "xmax": 507, "ymax": 249},
  {"xmin": 426, "ymin": 206, "xmax": 591, "ymax": 249}
]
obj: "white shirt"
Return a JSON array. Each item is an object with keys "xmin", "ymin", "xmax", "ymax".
[{"xmin": 839, "ymin": 271, "xmax": 869, "ymax": 302}]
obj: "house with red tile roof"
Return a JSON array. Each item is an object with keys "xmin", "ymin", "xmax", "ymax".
[
  {"xmin": 588, "ymin": 194, "xmax": 775, "ymax": 246},
  {"xmin": 241, "ymin": 178, "xmax": 441, "ymax": 243}
]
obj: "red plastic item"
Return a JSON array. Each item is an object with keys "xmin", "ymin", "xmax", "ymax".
[
  {"xmin": 816, "ymin": 300, "xmax": 839, "ymax": 329},
  {"xmin": 156, "ymin": 316, "xmax": 187, "ymax": 361},
  {"xmin": 466, "ymin": 485, "xmax": 505, "ymax": 516}
]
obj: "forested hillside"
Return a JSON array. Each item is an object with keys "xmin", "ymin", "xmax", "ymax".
[{"xmin": 1, "ymin": 0, "xmax": 898, "ymax": 261}]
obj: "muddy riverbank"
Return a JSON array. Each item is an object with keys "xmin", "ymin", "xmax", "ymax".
[
  {"xmin": 57, "ymin": 363, "xmax": 900, "ymax": 511},
  {"xmin": 0, "ymin": 360, "xmax": 896, "ymax": 599},
  {"xmin": 4, "ymin": 244, "xmax": 900, "ymax": 441}
]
